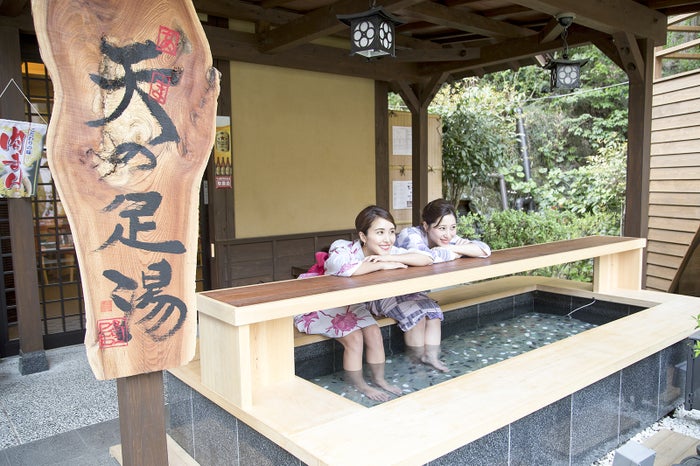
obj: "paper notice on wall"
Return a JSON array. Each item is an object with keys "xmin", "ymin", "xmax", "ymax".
[
  {"xmin": 393, "ymin": 180, "xmax": 412, "ymax": 210},
  {"xmin": 392, "ymin": 126, "xmax": 412, "ymax": 155}
]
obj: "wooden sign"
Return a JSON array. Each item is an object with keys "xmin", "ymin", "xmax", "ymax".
[{"xmin": 31, "ymin": 0, "xmax": 220, "ymax": 380}]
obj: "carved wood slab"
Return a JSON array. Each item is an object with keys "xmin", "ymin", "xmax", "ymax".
[{"xmin": 31, "ymin": 0, "xmax": 220, "ymax": 379}]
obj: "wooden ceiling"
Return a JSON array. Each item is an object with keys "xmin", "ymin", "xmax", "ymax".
[{"xmin": 3, "ymin": 0, "xmax": 700, "ymax": 85}]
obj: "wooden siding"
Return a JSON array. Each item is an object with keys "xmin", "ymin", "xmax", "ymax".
[
  {"xmin": 647, "ymin": 69, "xmax": 700, "ymax": 291},
  {"xmin": 215, "ymin": 230, "xmax": 355, "ymax": 287}
]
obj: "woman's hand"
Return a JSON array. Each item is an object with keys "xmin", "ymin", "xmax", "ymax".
[
  {"xmin": 363, "ymin": 255, "xmax": 391, "ymax": 263},
  {"xmin": 354, "ymin": 256, "xmax": 408, "ymax": 274},
  {"xmin": 378, "ymin": 261, "xmax": 408, "ymax": 270}
]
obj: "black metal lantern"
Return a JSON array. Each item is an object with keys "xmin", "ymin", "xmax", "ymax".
[
  {"xmin": 545, "ymin": 56, "xmax": 589, "ymax": 90},
  {"xmin": 544, "ymin": 14, "xmax": 588, "ymax": 90},
  {"xmin": 337, "ymin": 6, "xmax": 401, "ymax": 58}
]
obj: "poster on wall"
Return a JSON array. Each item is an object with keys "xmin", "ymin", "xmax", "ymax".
[
  {"xmin": 0, "ymin": 119, "xmax": 46, "ymax": 198},
  {"xmin": 214, "ymin": 115, "xmax": 232, "ymax": 189},
  {"xmin": 392, "ymin": 125, "xmax": 412, "ymax": 155},
  {"xmin": 393, "ymin": 180, "xmax": 412, "ymax": 209}
]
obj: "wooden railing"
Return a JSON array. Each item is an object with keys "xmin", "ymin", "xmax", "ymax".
[{"xmin": 197, "ymin": 235, "xmax": 646, "ymax": 407}]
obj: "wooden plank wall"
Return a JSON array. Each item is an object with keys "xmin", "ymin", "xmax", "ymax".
[
  {"xmin": 646, "ymin": 69, "xmax": 700, "ymax": 291},
  {"xmin": 216, "ymin": 230, "xmax": 355, "ymax": 287}
]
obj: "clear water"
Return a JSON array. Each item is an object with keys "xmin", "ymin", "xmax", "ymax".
[{"xmin": 306, "ymin": 312, "xmax": 597, "ymax": 407}]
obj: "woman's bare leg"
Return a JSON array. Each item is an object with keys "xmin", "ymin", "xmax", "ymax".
[
  {"xmin": 338, "ymin": 331, "xmax": 389, "ymax": 401},
  {"xmin": 422, "ymin": 344, "xmax": 449, "ymax": 372},
  {"xmin": 403, "ymin": 317, "xmax": 426, "ymax": 347},
  {"xmin": 405, "ymin": 318, "xmax": 448, "ymax": 372},
  {"xmin": 361, "ymin": 325, "xmax": 401, "ymax": 396}
]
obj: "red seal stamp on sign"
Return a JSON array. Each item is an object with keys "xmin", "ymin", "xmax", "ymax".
[
  {"xmin": 149, "ymin": 71, "xmax": 171, "ymax": 105},
  {"xmin": 97, "ymin": 318, "xmax": 130, "ymax": 348},
  {"xmin": 155, "ymin": 26, "xmax": 180, "ymax": 56}
]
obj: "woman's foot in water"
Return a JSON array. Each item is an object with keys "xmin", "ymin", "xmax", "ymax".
[
  {"xmin": 368, "ymin": 362, "xmax": 402, "ymax": 396},
  {"xmin": 344, "ymin": 369, "xmax": 391, "ymax": 401},
  {"xmin": 422, "ymin": 345, "xmax": 449, "ymax": 372}
]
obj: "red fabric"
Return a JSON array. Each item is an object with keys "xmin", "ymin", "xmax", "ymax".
[{"xmin": 302, "ymin": 251, "xmax": 329, "ymax": 277}]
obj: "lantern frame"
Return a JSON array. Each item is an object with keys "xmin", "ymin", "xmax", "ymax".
[
  {"xmin": 337, "ymin": 7, "xmax": 402, "ymax": 58},
  {"xmin": 545, "ymin": 57, "xmax": 589, "ymax": 90},
  {"xmin": 543, "ymin": 13, "xmax": 589, "ymax": 91}
]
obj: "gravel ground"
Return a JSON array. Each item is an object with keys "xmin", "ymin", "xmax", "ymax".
[{"xmin": 593, "ymin": 405, "xmax": 700, "ymax": 465}]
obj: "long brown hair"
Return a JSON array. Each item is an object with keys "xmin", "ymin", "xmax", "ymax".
[
  {"xmin": 422, "ymin": 198, "xmax": 457, "ymax": 227},
  {"xmin": 355, "ymin": 205, "xmax": 396, "ymax": 237}
]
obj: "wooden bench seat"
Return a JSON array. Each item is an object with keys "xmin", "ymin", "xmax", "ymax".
[{"xmin": 291, "ymin": 275, "xmax": 595, "ymax": 347}]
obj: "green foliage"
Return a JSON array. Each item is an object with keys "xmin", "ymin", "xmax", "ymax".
[
  {"xmin": 517, "ymin": 46, "xmax": 628, "ymax": 179},
  {"xmin": 522, "ymin": 139, "xmax": 628, "ymax": 218},
  {"xmin": 451, "ymin": 46, "xmax": 630, "ymax": 214},
  {"xmin": 432, "ymin": 79, "xmax": 520, "ymax": 211},
  {"xmin": 457, "ymin": 208, "xmax": 622, "ymax": 282}
]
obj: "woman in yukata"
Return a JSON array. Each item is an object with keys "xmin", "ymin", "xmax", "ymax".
[
  {"xmin": 294, "ymin": 205, "xmax": 434, "ymax": 400},
  {"xmin": 394, "ymin": 198, "xmax": 492, "ymax": 371}
]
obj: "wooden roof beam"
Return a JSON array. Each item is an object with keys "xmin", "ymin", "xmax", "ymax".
[
  {"xmin": 509, "ymin": 0, "xmax": 668, "ymax": 44},
  {"xmin": 419, "ymin": 26, "xmax": 605, "ymax": 76},
  {"xmin": 394, "ymin": 46, "xmax": 480, "ymax": 62},
  {"xmin": 194, "ymin": 0, "xmax": 297, "ymax": 25},
  {"xmin": 402, "ymin": 2, "xmax": 537, "ymax": 39},
  {"xmin": 258, "ymin": 0, "xmax": 425, "ymax": 54},
  {"xmin": 204, "ymin": 25, "xmax": 424, "ymax": 82},
  {"xmin": 613, "ymin": 31, "xmax": 645, "ymax": 84},
  {"xmin": 538, "ymin": 17, "xmax": 564, "ymax": 43},
  {"xmin": 591, "ymin": 35, "xmax": 625, "ymax": 70}
]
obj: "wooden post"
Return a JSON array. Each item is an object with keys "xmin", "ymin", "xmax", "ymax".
[
  {"xmin": 0, "ymin": 25, "xmax": 48, "ymax": 374},
  {"xmin": 117, "ymin": 371, "xmax": 168, "ymax": 466}
]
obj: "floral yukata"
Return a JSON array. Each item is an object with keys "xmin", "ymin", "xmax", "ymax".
[
  {"xmin": 293, "ymin": 239, "xmax": 442, "ymax": 337},
  {"xmin": 395, "ymin": 226, "xmax": 492, "ymax": 263}
]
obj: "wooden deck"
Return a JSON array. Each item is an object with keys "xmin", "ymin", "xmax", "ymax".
[{"xmin": 642, "ymin": 429, "xmax": 700, "ymax": 465}]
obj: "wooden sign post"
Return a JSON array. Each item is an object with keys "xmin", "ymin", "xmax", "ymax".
[{"xmin": 31, "ymin": 0, "xmax": 219, "ymax": 463}]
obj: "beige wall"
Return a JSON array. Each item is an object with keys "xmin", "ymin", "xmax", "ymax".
[{"xmin": 230, "ymin": 62, "xmax": 375, "ymax": 238}]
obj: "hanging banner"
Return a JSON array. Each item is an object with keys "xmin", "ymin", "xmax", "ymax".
[
  {"xmin": 0, "ymin": 119, "xmax": 46, "ymax": 198},
  {"xmin": 32, "ymin": 0, "xmax": 220, "ymax": 380},
  {"xmin": 214, "ymin": 115, "xmax": 232, "ymax": 189}
]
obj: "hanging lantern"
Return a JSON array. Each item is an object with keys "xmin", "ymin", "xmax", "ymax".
[
  {"xmin": 545, "ymin": 56, "xmax": 589, "ymax": 90},
  {"xmin": 337, "ymin": 6, "xmax": 402, "ymax": 58},
  {"xmin": 544, "ymin": 14, "xmax": 589, "ymax": 90}
]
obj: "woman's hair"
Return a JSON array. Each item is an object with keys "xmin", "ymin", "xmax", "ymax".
[
  {"xmin": 355, "ymin": 205, "xmax": 395, "ymax": 235},
  {"xmin": 421, "ymin": 198, "xmax": 457, "ymax": 226}
]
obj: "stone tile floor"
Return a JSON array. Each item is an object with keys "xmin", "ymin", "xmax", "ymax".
[{"xmin": 0, "ymin": 345, "xmax": 120, "ymax": 465}]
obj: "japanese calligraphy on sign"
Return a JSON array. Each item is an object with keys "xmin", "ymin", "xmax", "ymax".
[{"xmin": 32, "ymin": 0, "xmax": 220, "ymax": 380}]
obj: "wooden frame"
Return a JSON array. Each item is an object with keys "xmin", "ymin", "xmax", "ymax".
[
  {"xmin": 197, "ymin": 235, "xmax": 645, "ymax": 407},
  {"xmin": 178, "ymin": 234, "xmax": 700, "ymax": 464}
]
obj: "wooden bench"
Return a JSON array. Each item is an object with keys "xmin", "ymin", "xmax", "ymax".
[
  {"xmin": 292, "ymin": 275, "xmax": 594, "ymax": 347},
  {"xmin": 198, "ymin": 235, "xmax": 646, "ymax": 407}
]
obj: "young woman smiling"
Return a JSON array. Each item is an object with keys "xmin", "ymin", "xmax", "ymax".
[{"xmin": 294, "ymin": 205, "xmax": 438, "ymax": 400}]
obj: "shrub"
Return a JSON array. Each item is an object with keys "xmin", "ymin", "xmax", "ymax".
[{"xmin": 458, "ymin": 209, "xmax": 622, "ymax": 282}]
